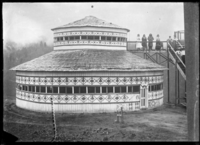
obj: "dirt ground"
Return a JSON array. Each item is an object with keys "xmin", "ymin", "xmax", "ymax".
[{"xmin": 3, "ymin": 98, "xmax": 188, "ymax": 142}]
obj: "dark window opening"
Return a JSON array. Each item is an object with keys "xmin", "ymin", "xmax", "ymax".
[
  {"xmin": 47, "ymin": 87, "xmax": 52, "ymax": 93},
  {"xmin": 107, "ymin": 37, "xmax": 111, "ymax": 41},
  {"xmin": 80, "ymin": 87, "xmax": 86, "ymax": 93},
  {"xmin": 96, "ymin": 87, "xmax": 100, "ymax": 93},
  {"xmin": 74, "ymin": 87, "xmax": 80, "ymax": 94},
  {"xmin": 102, "ymin": 87, "xmax": 107, "ymax": 93},
  {"xmin": 53, "ymin": 87, "xmax": 58, "ymax": 93},
  {"xmin": 69, "ymin": 36, "xmax": 74, "ymax": 40},
  {"xmin": 101, "ymin": 36, "xmax": 106, "ymax": 41},
  {"xmin": 94, "ymin": 36, "xmax": 99, "ymax": 40},
  {"xmin": 65, "ymin": 37, "xmax": 68, "ymax": 41},
  {"xmin": 32, "ymin": 86, "xmax": 35, "ymax": 92},
  {"xmin": 41, "ymin": 86, "xmax": 46, "ymax": 93},
  {"xmin": 88, "ymin": 87, "xmax": 95, "ymax": 93},
  {"xmin": 128, "ymin": 86, "xmax": 133, "ymax": 93},
  {"xmin": 112, "ymin": 37, "xmax": 116, "ymax": 41},
  {"xmin": 88, "ymin": 36, "xmax": 94, "ymax": 40},
  {"xmin": 28, "ymin": 86, "xmax": 32, "ymax": 92},
  {"xmin": 108, "ymin": 87, "xmax": 113, "ymax": 93},
  {"xmin": 36, "ymin": 86, "xmax": 40, "ymax": 93},
  {"xmin": 60, "ymin": 87, "xmax": 66, "ymax": 94},
  {"xmin": 133, "ymin": 86, "xmax": 140, "ymax": 93},
  {"xmin": 81, "ymin": 36, "xmax": 87, "ymax": 40},
  {"xmin": 67, "ymin": 87, "xmax": 72, "ymax": 94},
  {"xmin": 121, "ymin": 86, "xmax": 126, "ymax": 93},
  {"xmin": 75, "ymin": 36, "xmax": 80, "ymax": 40},
  {"xmin": 118, "ymin": 37, "xmax": 121, "ymax": 41},
  {"xmin": 115, "ymin": 86, "xmax": 120, "ymax": 93}
]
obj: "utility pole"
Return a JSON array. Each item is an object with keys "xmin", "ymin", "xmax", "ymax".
[{"xmin": 184, "ymin": 3, "xmax": 199, "ymax": 141}]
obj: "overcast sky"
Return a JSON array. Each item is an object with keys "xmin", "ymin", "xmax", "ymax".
[{"xmin": 3, "ymin": 2, "xmax": 184, "ymax": 45}]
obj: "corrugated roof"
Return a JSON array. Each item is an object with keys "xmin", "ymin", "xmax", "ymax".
[
  {"xmin": 52, "ymin": 16, "xmax": 130, "ymax": 32},
  {"xmin": 11, "ymin": 49, "xmax": 167, "ymax": 72}
]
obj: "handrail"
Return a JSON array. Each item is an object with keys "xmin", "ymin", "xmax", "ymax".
[
  {"xmin": 175, "ymin": 40, "xmax": 184, "ymax": 48},
  {"xmin": 168, "ymin": 42, "xmax": 186, "ymax": 68}
]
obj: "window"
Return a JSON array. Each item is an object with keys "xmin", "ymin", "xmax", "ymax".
[
  {"xmin": 121, "ymin": 86, "xmax": 126, "ymax": 93},
  {"xmin": 47, "ymin": 86, "xmax": 52, "ymax": 93},
  {"xmin": 53, "ymin": 87, "xmax": 58, "ymax": 93},
  {"xmin": 108, "ymin": 87, "xmax": 113, "ymax": 93},
  {"xmin": 88, "ymin": 36, "xmax": 94, "ymax": 40},
  {"xmin": 65, "ymin": 37, "xmax": 68, "ymax": 41},
  {"xmin": 29, "ymin": 86, "xmax": 32, "ymax": 92},
  {"xmin": 128, "ymin": 86, "xmax": 133, "ymax": 93},
  {"xmin": 118, "ymin": 37, "xmax": 121, "ymax": 41},
  {"xmin": 133, "ymin": 86, "xmax": 140, "ymax": 93},
  {"xmin": 94, "ymin": 36, "xmax": 99, "ymax": 40},
  {"xmin": 74, "ymin": 87, "xmax": 80, "ymax": 94},
  {"xmin": 101, "ymin": 36, "xmax": 106, "ymax": 41},
  {"xmin": 75, "ymin": 36, "xmax": 80, "ymax": 40},
  {"xmin": 81, "ymin": 36, "xmax": 87, "ymax": 40},
  {"xmin": 112, "ymin": 37, "xmax": 116, "ymax": 41},
  {"xmin": 96, "ymin": 87, "xmax": 100, "ymax": 93},
  {"xmin": 57, "ymin": 37, "xmax": 59, "ymax": 42},
  {"xmin": 80, "ymin": 87, "xmax": 86, "ymax": 93},
  {"xmin": 36, "ymin": 86, "xmax": 40, "ymax": 93},
  {"xmin": 107, "ymin": 37, "xmax": 111, "ymax": 41},
  {"xmin": 115, "ymin": 86, "xmax": 120, "ymax": 93},
  {"xmin": 88, "ymin": 87, "xmax": 95, "ymax": 93},
  {"xmin": 31, "ymin": 86, "xmax": 35, "ymax": 92},
  {"xmin": 59, "ymin": 87, "xmax": 66, "ymax": 94},
  {"xmin": 67, "ymin": 87, "xmax": 72, "ymax": 94},
  {"xmin": 41, "ymin": 86, "xmax": 46, "ymax": 93},
  {"xmin": 69, "ymin": 36, "xmax": 74, "ymax": 40},
  {"xmin": 102, "ymin": 87, "xmax": 107, "ymax": 93}
]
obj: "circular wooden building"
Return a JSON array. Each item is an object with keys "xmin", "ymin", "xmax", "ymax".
[{"xmin": 11, "ymin": 16, "xmax": 166, "ymax": 113}]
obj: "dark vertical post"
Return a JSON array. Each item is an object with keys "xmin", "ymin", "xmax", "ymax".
[
  {"xmin": 178, "ymin": 71, "xmax": 180, "ymax": 105},
  {"xmin": 167, "ymin": 45, "xmax": 170, "ymax": 103},
  {"xmin": 184, "ymin": 3, "xmax": 199, "ymax": 141},
  {"xmin": 175, "ymin": 61, "xmax": 177, "ymax": 106}
]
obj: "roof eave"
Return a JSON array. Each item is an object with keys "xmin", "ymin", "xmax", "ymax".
[{"xmin": 51, "ymin": 26, "xmax": 130, "ymax": 32}]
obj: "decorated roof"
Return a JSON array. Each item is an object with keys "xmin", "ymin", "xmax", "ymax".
[
  {"xmin": 11, "ymin": 49, "xmax": 167, "ymax": 72},
  {"xmin": 52, "ymin": 16, "xmax": 130, "ymax": 32}
]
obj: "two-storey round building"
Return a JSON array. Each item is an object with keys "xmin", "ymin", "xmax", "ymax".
[{"xmin": 11, "ymin": 16, "xmax": 167, "ymax": 113}]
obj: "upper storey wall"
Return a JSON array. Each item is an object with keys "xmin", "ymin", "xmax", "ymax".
[{"xmin": 53, "ymin": 27, "xmax": 128, "ymax": 50}]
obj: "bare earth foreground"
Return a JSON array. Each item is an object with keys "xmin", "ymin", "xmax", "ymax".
[{"xmin": 3, "ymin": 99, "xmax": 187, "ymax": 142}]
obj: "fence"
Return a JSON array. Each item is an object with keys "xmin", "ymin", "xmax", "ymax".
[{"xmin": 127, "ymin": 41, "xmax": 168, "ymax": 51}]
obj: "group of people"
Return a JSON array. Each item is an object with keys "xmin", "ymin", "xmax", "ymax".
[
  {"xmin": 136, "ymin": 34, "xmax": 163, "ymax": 51},
  {"xmin": 167, "ymin": 35, "xmax": 185, "ymax": 64}
]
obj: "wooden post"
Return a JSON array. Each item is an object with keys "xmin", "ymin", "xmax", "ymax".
[
  {"xmin": 167, "ymin": 44, "xmax": 170, "ymax": 103},
  {"xmin": 178, "ymin": 71, "xmax": 180, "ymax": 105},
  {"xmin": 175, "ymin": 61, "xmax": 177, "ymax": 106},
  {"xmin": 184, "ymin": 3, "xmax": 199, "ymax": 141}
]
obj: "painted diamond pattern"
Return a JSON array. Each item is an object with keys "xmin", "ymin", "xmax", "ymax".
[
  {"xmin": 93, "ymin": 77, "xmax": 100, "ymax": 85},
  {"xmin": 118, "ymin": 77, "xmax": 124, "ymax": 85},
  {"xmin": 35, "ymin": 77, "xmax": 39, "ymax": 85},
  {"xmin": 53, "ymin": 78, "xmax": 59, "ymax": 85},
  {"xmin": 64, "ymin": 96, "xmax": 70, "ymax": 103},
  {"xmin": 68, "ymin": 77, "xmax": 75, "ymax": 85},
  {"xmin": 101, "ymin": 77, "xmax": 108, "ymax": 85},
  {"xmin": 29, "ymin": 77, "xmax": 34, "ymax": 85},
  {"xmin": 72, "ymin": 95, "xmax": 78, "ymax": 103},
  {"xmin": 84, "ymin": 77, "xmax": 91, "ymax": 85},
  {"xmin": 76, "ymin": 77, "xmax": 83, "ymax": 85},
  {"xmin": 60, "ymin": 77, "xmax": 67, "ymax": 85},
  {"xmin": 114, "ymin": 94, "xmax": 120, "ymax": 102},
  {"xmin": 88, "ymin": 95, "xmax": 96, "ymax": 102},
  {"xmin": 40, "ymin": 78, "xmax": 46, "ymax": 85},
  {"xmin": 109, "ymin": 77, "xmax": 117, "ymax": 85},
  {"xmin": 97, "ymin": 95, "xmax": 104, "ymax": 102},
  {"xmin": 46, "ymin": 95, "xmax": 51, "ymax": 102},
  {"xmin": 46, "ymin": 78, "xmax": 52, "ymax": 85},
  {"xmin": 80, "ymin": 95, "xmax": 87, "ymax": 103},
  {"xmin": 25, "ymin": 77, "xmax": 29, "ymax": 84},
  {"xmin": 125, "ymin": 77, "xmax": 131, "ymax": 85},
  {"xmin": 132, "ymin": 77, "xmax": 136, "ymax": 84}
]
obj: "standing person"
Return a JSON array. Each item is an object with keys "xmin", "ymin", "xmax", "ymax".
[
  {"xmin": 155, "ymin": 34, "xmax": 161, "ymax": 51},
  {"xmin": 142, "ymin": 34, "xmax": 147, "ymax": 51},
  {"xmin": 136, "ymin": 34, "xmax": 142, "ymax": 50},
  {"xmin": 148, "ymin": 34, "xmax": 154, "ymax": 51},
  {"xmin": 171, "ymin": 35, "xmax": 178, "ymax": 51},
  {"xmin": 167, "ymin": 36, "xmax": 173, "ymax": 49},
  {"xmin": 180, "ymin": 49, "xmax": 185, "ymax": 64}
]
